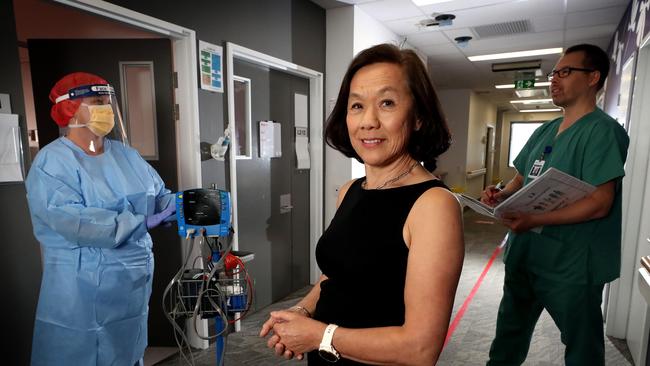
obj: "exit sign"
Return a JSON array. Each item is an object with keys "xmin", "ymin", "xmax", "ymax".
[{"xmin": 515, "ymin": 79, "xmax": 535, "ymax": 89}]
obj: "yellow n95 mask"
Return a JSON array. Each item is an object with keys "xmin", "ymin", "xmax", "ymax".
[{"xmin": 71, "ymin": 103, "xmax": 115, "ymax": 137}]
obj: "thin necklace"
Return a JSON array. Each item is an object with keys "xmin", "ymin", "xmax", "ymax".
[{"xmin": 363, "ymin": 161, "xmax": 419, "ymax": 190}]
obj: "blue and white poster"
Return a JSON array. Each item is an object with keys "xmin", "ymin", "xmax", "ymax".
[{"xmin": 199, "ymin": 40, "xmax": 223, "ymax": 93}]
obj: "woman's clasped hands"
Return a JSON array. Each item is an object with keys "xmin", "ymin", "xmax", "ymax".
[{"xmin": 259, "ymin": 308, "xmax": 327, "ymax": 361}]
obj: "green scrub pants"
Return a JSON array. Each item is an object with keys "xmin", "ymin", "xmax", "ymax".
[{"xmin": 487, "ymin": 267, "xmax": 605, "ymax": 366}]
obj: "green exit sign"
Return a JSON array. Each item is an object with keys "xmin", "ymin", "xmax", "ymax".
[{"xmin": 515, "ymin": 79, "xmax": 535, "ymax": 89}]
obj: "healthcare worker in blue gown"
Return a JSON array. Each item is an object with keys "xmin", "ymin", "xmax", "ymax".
[{"xmin": 25, "ymin": 72, "xmax": 177, "ymax": 366}]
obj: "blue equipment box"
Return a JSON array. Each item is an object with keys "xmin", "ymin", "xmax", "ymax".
[{"xmin": 176, "ymin": 189, "xmax": 231, "ymax": 238}]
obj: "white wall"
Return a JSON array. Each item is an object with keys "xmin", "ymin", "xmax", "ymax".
[
  {"xmin": 325, "ymin": 6, "xmax": 354, "ymax": 224},
  {"xmin": 436, "ymin": 89, "xmax": 470, "ymax": 192},
  {"xmin": 466, "ymin": 92, "xmax": 497, "ymax": 197},
  {"xmin": 497, "ymin": 111, "xmax": 562, "ymax": 181}
]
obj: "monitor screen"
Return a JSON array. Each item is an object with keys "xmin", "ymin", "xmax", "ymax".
[{"xmin": 183, "ymin": 189, "xmax": 221, "ymax": 226}]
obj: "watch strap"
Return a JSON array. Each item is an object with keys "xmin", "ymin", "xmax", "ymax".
[{"xmin": 320, "ymin": 324, "xmax": 339, "ymax": 349}]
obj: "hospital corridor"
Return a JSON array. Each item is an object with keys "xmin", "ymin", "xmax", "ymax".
[{"xmin": 4, "ymin": 0, "xmax": 650, "ymax": 365}]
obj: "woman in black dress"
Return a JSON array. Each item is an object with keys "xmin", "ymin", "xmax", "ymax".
[{"xmin": 260, "ymin": 43, "xmax": 464, "ymax": 365}]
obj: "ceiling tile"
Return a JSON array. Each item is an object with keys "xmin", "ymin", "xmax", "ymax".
[
  {"xmin": 566, "ymin": 0, "xmax": 630, "ymax": 13},
  {"xmin": 565, "ymin": 24, "xmax": 618, "ymax": 42},
  {"xmin": 562, "ymin": 36, "xmax": 612, "ymax": 51},
  {"xmin": 418, "ymin": 0, "xmax": 524, "ymax": 16},
  {"xmin": 565, "ymin": 5, "xmax": 628, "ymax": 28},
  {"xmin": 461, "ymin": 30, "xmax": 564, "ymax": 54},
  {"xmin": 530, "ymin": 14, "xmax": 566, "ymax": 33},
  {"xmin": 404, "ymin": 29, "xmax": 450, "ymax": 46},
  {"xmin": 383, "ymin": 15, "xmax": 431, "ymax": 35},
  {"xmin": 422, "ymin": 0, "xmax": 566, "ymax": 30}
]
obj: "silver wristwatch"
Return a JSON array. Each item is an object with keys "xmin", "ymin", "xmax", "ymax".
[{"xmin": 318, "ymin": 324, "xmax": 340, "ymax": 362}]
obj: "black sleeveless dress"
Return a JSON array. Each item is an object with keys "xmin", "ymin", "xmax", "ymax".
[{"xmin": 308, "ymin": 178, "xmax": 448, "ymax": 365}]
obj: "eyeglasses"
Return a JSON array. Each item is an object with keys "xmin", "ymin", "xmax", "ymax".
[{"xmin": 547, "ymin": 67, "xmax": 595, "ymax": 81}]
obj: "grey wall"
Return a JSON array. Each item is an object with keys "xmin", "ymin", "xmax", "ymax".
[
  {"xmin": 1, "ymin": 1, "xmax": 42, "ymax": 364},
  {"xmin": 105, "ymin": 0, "xmax": 325, "ymax": 189},
  {"xmin": 3, "ymin": 0, "xmax": 325, "ymax": 363}
]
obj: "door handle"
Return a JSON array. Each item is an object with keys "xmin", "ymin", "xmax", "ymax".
[{"xmin": 281, "ymin": 205, "xmax": 294, "ymax": 210}]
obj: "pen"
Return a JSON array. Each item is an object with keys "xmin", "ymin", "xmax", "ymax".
[{"xmin": 494, "ymin": 181, "xmax": 505, "ymax": 191}]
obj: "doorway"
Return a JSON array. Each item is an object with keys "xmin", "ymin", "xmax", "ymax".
[
  {"xmin": 225, "ymin": 43, "xmax": 324, "ymax": 301},
  {"xmin": 232, "ymin": 59, "xmax": 311, "ymax": 309},
  {"xmin": 484, "ymin": 126, "xmax": 495, "ymax": 188},
  {"xmin": 16, "ymin": 0, "xmax": 205, "ymax": 356},
  {"xmin": 27, "ymin": 37, "xmax": 181, "ymax": 347}
]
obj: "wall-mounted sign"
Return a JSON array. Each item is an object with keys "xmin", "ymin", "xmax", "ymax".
[
  {"xmin": 515, "ymin": 79, "xmax": 535, "ymax": 89},
  {"xmin": 198, "ymin": 40, "xmax": 223, "ymax": 93}
]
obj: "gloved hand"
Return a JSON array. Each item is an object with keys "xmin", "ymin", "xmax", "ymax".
[{"xmin": 146, "ymin": 204, "xmax": 176, "ymax": 230}]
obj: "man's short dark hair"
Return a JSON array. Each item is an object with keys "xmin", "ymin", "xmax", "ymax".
[
  {"xmin": 565, "ymin": 44, "xmax": 610, "ymax": 91},
  {"xmin": 325, "ymin": 43, "xmax": 451, "ymax": 172}
]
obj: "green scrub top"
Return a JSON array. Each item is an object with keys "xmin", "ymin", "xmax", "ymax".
[{"xmin": 505, "ymin": 108, "xmax": 629, "ymax": 284}]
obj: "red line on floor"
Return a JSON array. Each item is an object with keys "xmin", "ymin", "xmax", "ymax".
[{"xmin": 443, "ymin": 243, "xmax": 504, "ymax": 349}]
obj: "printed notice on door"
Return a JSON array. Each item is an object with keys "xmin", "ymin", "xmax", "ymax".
[{"xmin": 198, "ymin": 40, "xmax": 223, "ymax": 93}]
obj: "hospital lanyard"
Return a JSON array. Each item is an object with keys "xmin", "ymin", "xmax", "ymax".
[
  {"xmin": 540, "ymin": 145, "xmax": 552, "ymax": 161},
  {"xmin": 528, "ymin": 145, "xmax": 552, "ymax": 179}
]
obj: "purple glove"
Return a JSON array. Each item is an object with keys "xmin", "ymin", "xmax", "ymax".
[{"xmin": 146, "ymin": 205, "xmax": 176, "ymax": 230}]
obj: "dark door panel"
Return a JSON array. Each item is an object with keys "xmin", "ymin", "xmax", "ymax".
[{"xmin": 234, "ymin": 60, "xmax": 310, "ymax": 310}]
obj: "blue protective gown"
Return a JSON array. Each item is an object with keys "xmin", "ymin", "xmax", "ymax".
[{"xmin": 26, "ymin": 137, "xmax": 174, "ymax": 366}]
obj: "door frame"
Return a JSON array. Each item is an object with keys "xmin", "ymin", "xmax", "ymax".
[
  {"xmin": 51, "ymin": 0, "xmax": 206, "ymax": 348},
  {"xmin": 225, "ymin": 42, "xmax": 324, "ymax": 285},
  {"xmin": 53, "ymin": 0, "xmax": 202, "ymax": 191}
]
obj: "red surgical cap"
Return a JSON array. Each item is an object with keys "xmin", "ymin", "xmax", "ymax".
[{"xmin": 49, "ymin": 72, "xmax": 108, "ymax": 127}]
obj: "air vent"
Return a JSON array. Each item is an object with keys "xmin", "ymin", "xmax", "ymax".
[{"xmin": 472, "ymin": 20, "xmax": 531, "ymax": 38}]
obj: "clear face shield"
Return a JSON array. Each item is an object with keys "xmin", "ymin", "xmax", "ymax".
[{"xmin": 56, "ymin": 84, "xmax": 129, "ymax": 153}]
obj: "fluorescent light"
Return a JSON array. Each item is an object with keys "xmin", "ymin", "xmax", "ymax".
[
  {"xmin": 519, "ymin": 108, "xmax": 562, "ymax": 113},
  {"xmin": 412, "ymin": 0, "xmax": 454, "ymax": 5},
  {"xmin": 468, "ymin": 48, "xmax": 563, "ymax": 62},
  {"xmin": 510, "ymin": 98, "xmax": 553, "ymax": 104},
  {"xmin": 495, "ymin": 82, "xmax": 551, "ymax": 89}
]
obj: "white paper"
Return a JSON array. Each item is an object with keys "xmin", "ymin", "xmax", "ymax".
[
  {"xmin": 259, "ymin": 121, "xmax": 281, "ymax": 158},
  {"xmin": 295, "ymin": 126, "xmax": 310, "ymax": 169},
  {"xmin": 457, "ymin": 168, "xmax": 596, "ymax": 220},
  {"xmin": 273, "ymin": 122, "xmax": 282, "ymax": 158},
  {"xmin": 259, "ymin": 121, "xmax": 273, "ymax": 158},
  {"xmin": 294, "ymin": 93, "xmax": 308, "ymax": 128},
  {"xmin": 0, "ymin": 114, "xmax": 24, "ymax": 182}
]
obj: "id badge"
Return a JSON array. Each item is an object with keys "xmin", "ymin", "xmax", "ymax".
[{"xmin": 528, "ymin": 160, "xmax": 545, "ymax": 179}]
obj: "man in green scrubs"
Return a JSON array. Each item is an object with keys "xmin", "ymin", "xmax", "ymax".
[{"xmin": 481, "ymin": 44, "xmax": 629, "ymax": 365}]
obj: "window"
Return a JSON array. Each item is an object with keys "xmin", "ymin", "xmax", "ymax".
[
  {"xmin": 233, "ymin": 76, "xmax": 252, "ymax": 159},
  {"xmin": 119, "ymin": 62, "xmax": 158, "ymax": 160},
  {"xmin": 508, "ymin": 122, "xmax": 543, "ymax": 167}
]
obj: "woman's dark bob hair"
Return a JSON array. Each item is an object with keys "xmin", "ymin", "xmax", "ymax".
[{"xmin": 325, "ymin": 43, "xmax": 451, "ymax": 172}]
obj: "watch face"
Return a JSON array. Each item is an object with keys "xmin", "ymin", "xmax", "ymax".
[{"xmin": 319, "ymin": 349, "xmax": 339, "ymax": 363}]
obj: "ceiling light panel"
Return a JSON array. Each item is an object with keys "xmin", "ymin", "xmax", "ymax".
[
  {"xmin": 515, "ymin": 89, "xmax": 549, "ymax": 98},
  {"xmin": 519, "ymin": 108, "xmax": 562, "ymax": 113},
  {"xmin": 358, "ymin": 0, "xmax": 423, "ymax": 21},
  {"xmin": 412, "ymin": 0, "xmax": 454, "ymax": 6},
  {"xmin": 510, "ymin": 98, "xmax": 553, "ymax": 104},
  {"xmin": 469, "ymin": 48, "xmax": 563, "ymax": 61}
]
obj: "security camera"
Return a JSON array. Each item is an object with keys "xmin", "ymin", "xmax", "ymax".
[
  {"xmin": 434, "ymin": 13, "xmax": 455, "ymax": 26},
  {"xmin": 454, "ymin": 36, "xmax": 472, "ymax": 48}
]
